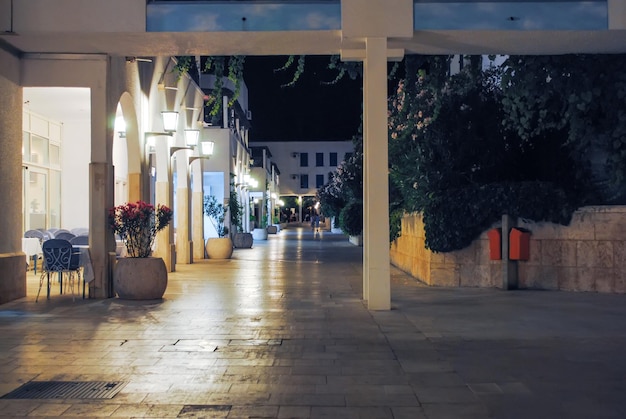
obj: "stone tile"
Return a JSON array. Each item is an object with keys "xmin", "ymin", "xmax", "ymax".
[
  {"xmin": 27, "ymin": 402, "xmax": 72, "ymax": 416},
  {"xmin": 421, "ymin": 402, "xmax": 491, "ymax": 419},
  {"xmin": 58, "ymin": 403, "xmax": 121, "ymax": 417},
  {"xmin": 267, "ymin": 393, "xmax": 345, "ymax": 406},
  {"xmin": 414, "ymin": 386, "xmax": 478, "ymax": 404},
  {"xmin": 278, "ymin": 405, "xmax": 311, "ymax": 419},
  {"xmin": 310, "ymin": 406, "xmax": 393, "ymax": 419}
]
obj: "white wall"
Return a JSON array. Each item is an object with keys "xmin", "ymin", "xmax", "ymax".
[{"xmin": 252, "ymin": 140, "xmax": 354, "ymax": 196}]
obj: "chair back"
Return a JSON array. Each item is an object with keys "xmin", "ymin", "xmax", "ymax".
[
  {"xmin": 24, "ymin": 229, "xmax": 45, "ymax": 241},
  {"xmin": 52, "ymin": 229, "xmax": 72, "ymax": 238},
  {"xmin": 42, "ymin": 239, "xmax": 74, "ymax": 272},
  {"xmin": 55, "ymin": 232, "xmax": 76, "ymax": 241},
  {"xmin": 69, "ymin": 235, "xmax": 89, "ymax": 245},
  {"xmin": 71, "ymin": 228, "xmax": 89, "ymax": 236}
]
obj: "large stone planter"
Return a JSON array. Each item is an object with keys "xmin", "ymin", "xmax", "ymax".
[
  {"xmin": 206, "ymin": 237, "xmax": 234, "ymax": 259},
  {"xmin": 113, "ymin": 257, "xmax": 167, "ymax": 300},
  {"xmin": 232, "ymin": 232, "xmax": 253, "ymax": 249},
  {"xmin": 252, "ymin": 228, "xmax": 268, "ymax": 241}
]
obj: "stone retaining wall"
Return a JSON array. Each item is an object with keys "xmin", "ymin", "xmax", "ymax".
[{"xmin": 389, "ymin": 206, "xmax": 626, "ymax": 293}]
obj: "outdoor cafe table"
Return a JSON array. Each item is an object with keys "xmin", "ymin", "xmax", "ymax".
[
  {"xmin": 72, "ymin": 245, "xmax": 95, "ymax": 298},
  {"xmin": 22, "ymin": 237, "xmax": 42, "ymax": 273}
]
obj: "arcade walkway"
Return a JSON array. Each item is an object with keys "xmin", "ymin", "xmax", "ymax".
[{"xmin": 1, "ymin": 226, "xmax": 626, "ymax": 418}]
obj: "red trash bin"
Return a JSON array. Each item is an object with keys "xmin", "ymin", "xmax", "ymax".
[
  {"xmin": 509, "ymin": 228, "xmax": 530, "ymax": 261},
  {"xmin": 487, "ymin": 228, "xmax": 502, "ymax": 260}
]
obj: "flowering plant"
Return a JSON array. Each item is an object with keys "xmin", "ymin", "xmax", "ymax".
[{"xmin": 108, "ymin": 201, "xmax": 173, "ymax": 258}]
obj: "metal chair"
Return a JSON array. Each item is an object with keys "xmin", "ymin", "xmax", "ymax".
[
  {"xmin": 55, "ymin": 232, "xmax": 76, "ymax": 241},
  {"xmin": 36, "ymin": 239, "xmax": 81, "ymax": 302},
  {"xmin": 69, "ymin": 235, "xmax": 89, "ymax": 245}
]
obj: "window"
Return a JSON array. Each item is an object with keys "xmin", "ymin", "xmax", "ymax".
[
  {"xmin": 328, "ymin": 172, "xmax": 334, "ymax": 182},
  {"xmin": 300, "ymin": 152, "xmax": 308, "ymax": 167},
  {"xmin": 300, "ymin": 174, "xmax": 309, "ymax": 189},
  {"xmin": 316, "ymin": 174, "xmax": 324, "ymax": 188},
  {"xmin": 316, "ymin": 152, "xmax": 324, "ymax": 167},
  {"xmin": 329, "ymin": 152, "xmax": 338, "ymax": 166}
]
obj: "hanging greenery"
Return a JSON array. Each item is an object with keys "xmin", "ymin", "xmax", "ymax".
[{"xmin": 274, "ymin": 55, "xmax": 306, "ymax": 88}]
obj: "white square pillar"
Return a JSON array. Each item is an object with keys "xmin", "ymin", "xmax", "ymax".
[{"xmin": 363, "ymin": 37, "xmax": 391, "ymax": 310}]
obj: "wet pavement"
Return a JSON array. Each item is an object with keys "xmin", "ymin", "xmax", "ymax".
[{"xmin": 1, "ymin": 225, "xmax": 626, "ymax": 418}]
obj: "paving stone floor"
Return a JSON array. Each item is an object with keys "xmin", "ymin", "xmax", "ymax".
[{"xmin": 1, "ymin": 225, "xmax": 626, "ymax": 418}]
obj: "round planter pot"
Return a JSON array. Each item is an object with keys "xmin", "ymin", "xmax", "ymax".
[
  {"xmin": 206, "ymin": 237, "xmax": 234, "ymax": 259},
  {"xmin": 114, "ymin": 257, "xmax": 167, "ymax": 300},
  {"xmin": 252, "ymin": 228, "xmax": 268, "ymax": 241},
  {"xmin": 232, "ymin": 232, "xmax": 253, "ymax": 249}
]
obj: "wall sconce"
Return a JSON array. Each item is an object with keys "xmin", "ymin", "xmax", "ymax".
[
  {"xmin": 161, "ymin": 111, "xmax": 179, "ymax": 132},
  {"xmin": 184, "ymin": 129, "xmax": 200, "ymax": 147},
  {"xmin": 144, "ymin": 131, "xmax": 174, "ymax": 151},
  {"xmin": 189, "ymin": 141, "xmax": 215, "ymax": 165}
]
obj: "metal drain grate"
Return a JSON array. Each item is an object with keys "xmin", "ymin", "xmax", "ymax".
[{"xmin": 1, "ymin": 381, "xmax": 127, "ymax": 400}]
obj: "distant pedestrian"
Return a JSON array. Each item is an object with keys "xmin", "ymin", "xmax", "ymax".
[{"xmin": 312, "ymin": 214, "xmax": 320, "ymax": 232}]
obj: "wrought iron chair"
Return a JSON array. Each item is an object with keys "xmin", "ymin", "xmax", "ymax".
[
  {"xmin": 69, "ymin": 235, "xmax": 89, "ymax": 245},
  {"xmin": 36, "ymin": 239, "xmax": 81, "ymax": 302},
  {"xmin": 55, "ymin": 232, "xmax": 76, "ymax": 241}
]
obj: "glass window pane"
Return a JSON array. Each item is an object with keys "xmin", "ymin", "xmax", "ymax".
[
  {"xmin": 28, "ymin": 171, "xmax": 47, "ymax": 230},
  {"xmin": 22, "ymin": 132, "xmax": 31, "ymax": 162},
  {"xmin": 300, "ymin": 174, "xmax": 309, "ymax": 189},
  {"xmin": 49, "ymin": 144, "xmax": 60, "ymax": 166},
  {"xmin": 330, "ymin": 152, "xmax": 337, "ymax": 166},
  {"xmin": 300, "ymin": 152, "xmax": 308, "ymax": 167},
  {"xmin": 31, "ymin": 134, "xmax": 49, "ymax": 165},
  {"xmin": 316, "ymin": 174, "xmax": 324, "ymax": 188},
  {"xmin": 49, "ymin": 170, "xmax": 61, "ymax": 228},
  {"xmin": 316, "ymin": 152, "xmax": 324, "ymax": 167}
]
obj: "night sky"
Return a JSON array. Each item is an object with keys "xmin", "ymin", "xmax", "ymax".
[{"xmin": 243, "ymin": 56, "xmax": 363, "ymax": 142}]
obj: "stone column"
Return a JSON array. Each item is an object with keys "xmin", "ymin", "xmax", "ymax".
[
  {"xmin": 609, "ymin": 0, "xmax": 626, "ymax": 29},
  {"xmin": 153, "ymin": 135, "xmax": 174, "ymax": 272},
  {"xmin": 363, "ymin": 37, "xmax": 391, "ymax": 310},
  {"xmin": 501, "ymin": 214, "xmax": 518, "ymax": 290},
  {"xmin": 175, "ymin": 150, "xmax": 192, "ymax": 264},
  {"xmin": 0, "ymin": 63, "xmax": 26, "ymax": 304},
  {"xmin": 191, "ymin": 159, "xmax": 205, "ymax": 260}
]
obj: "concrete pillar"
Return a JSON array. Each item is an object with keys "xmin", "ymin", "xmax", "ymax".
[
  {"xmin": 127, "ymin": 172, "xmax": 142, "ymax": 203},
  {"xmin": 363, "ymin": 37, "xmax": 391, "ymax": 310},
  {"xmin": 191, "ymin": 160, "xmax": 205, "ymax": 260},
  {"xmin": 175, "ymin": 150, "xmax": 192, "ymax": 264},
  {"xmin": 609, "ymin": 0, "xmax": 626, "ymax": 29},
  {"xmin": 501, "ymin": 214, "xmax": 518, "ymax": 290},
  {"xmin": 0, "ymin": 63, "xmax": 27, "ymax": 304},
  {"xmin": 153, "ymin": 136, "xmax": 174, "ymax": 272}
]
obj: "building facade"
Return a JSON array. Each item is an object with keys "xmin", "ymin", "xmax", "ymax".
[{"xmin": 1, "ymin": 0, "xmax": 625, "ymax": 309}]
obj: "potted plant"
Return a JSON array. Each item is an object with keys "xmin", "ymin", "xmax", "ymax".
[
  {"xmin": 252, "ymin": 216, "xmax": 268, "ymax": 240},
  {"xmin": 229, "ymin": 187, "xmax": 253, "ymax": 249},
  {"xmin": 108, "ymin": 200, "xmax": 172, "ymax": 299},
  {"xmin": 203, "ymin": 195, "xmax": 233, "ymax": 259}
]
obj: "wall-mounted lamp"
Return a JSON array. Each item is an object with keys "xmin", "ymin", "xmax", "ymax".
[
  {"xmin": 126, "ymin": 56, "xmax": 153, "ymax": 63},
  {"xmin": 145, "ymin": 131, "xmax": 174, "ymax": 150},
  {"xmin": 189, "ymin": 141, "xmax": 215, "ymax": 165},
  {"xmin": 236, "ymin": 174, "xmax": 258, "ymax": 189},
  {"xmin": 184, "ymin": 129, "xmax": 200, "ymax": 147},
  {"xmin": 161, "ymin": 111, "xmax": 179, "ymax": 132},
  {"xmin": 291, "ymin": 152, "xmax": 299, "ymax": 158}
]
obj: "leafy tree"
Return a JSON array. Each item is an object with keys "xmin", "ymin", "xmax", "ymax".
[
  {"xmin": 388, "ymin": 55, "xmax": 584, "ymax": 252},
  {"xmin": 500, "ymin": 54, "xmax": 626, "ymax": 203},
  {"xmin": 317, "ymin": 134, "xmax": 363, "ymax": 234}
]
